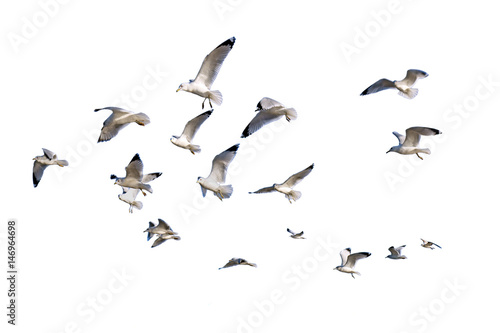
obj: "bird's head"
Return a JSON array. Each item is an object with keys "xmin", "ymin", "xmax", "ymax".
[
  {"xmin": 386, "ymin": 146, "xmax": 397, "ymax": 154},
  {"xmin": 170, "ymin": 136, "xmax": 178, "ymax": 144},
  {"xmin": 196, "ymin": 176, "xmax": 203, "ymax": 184},
  {"xmin": 176, "ymin": 83, "xmax": 187, "ymax": 92},
  {"xmin": 333, "ymin": 266, "xmax": 341, "ymax": 271}
]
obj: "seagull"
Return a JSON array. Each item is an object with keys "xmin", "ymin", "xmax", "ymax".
[
  {"xmin": 171, "ymin": 109, "xmax": 213, "ymax": 154},
  {"xmin": 249, "ymin": 164, "xmax": 314, "ymax": 203},
  {"xmin": 219, "ymin": 258, "xmax": 257, "ymax": 270},
  {"xmin": 387, "ymin": 127, "xmax": 442, "ymax": 160},
  {"xmin": 111, "ymin": 154, "xmax": 154, "ymax": 196},
  {"xmin": 151, "ymin": 233, "xmax": 181, "ymax": 248},
  {"xmin": 176, "ymin": 37, "xmax": 236, "ymax": 109},
  {"xmin": 144, "ymin": 219, "xmax": 180, "ymax": 248},
  {"xmin": 334, "ymin": 248, "xmax": 371, "ymax": 279},
  {"xmin": 421, "ymin": 238, "xmax": 442, "ymax": 250},
  {"xmin": 118, "ymin": 172, "xmax": 162, "ymax": 213},
  {"xmin": 287, "ymin": 228, "xmax": 305, "ymax": 239},
  {"xmin": 360, "ymin": 69, "xmax": 428, "ymax": 99},
  {"xmin": 386, "ymin": 245, "xmax": 407, "ymax": 259},
  {"xmin": 197, "ymin": 144, "xmax": 239, "ymax": 200},
  {"xmin": 241, "ymin": 97, "xmax": 297, "ymax": 138},
  {"xmin": 32, "ymin": 148, "xmax": 69, "ymax": 188},
  {"xmin": 94, "ymin": 107, "xmax": 150, "ymax": 142}
]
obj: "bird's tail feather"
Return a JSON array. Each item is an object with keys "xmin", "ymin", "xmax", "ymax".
[
  {"xmin": 142, "ymin": 184, "xmax": 153, "ymax": 194},
  {"xmin": 284, "ymin": 108, "xmax": 298, "ymax": 121},
  {"xmin": 399, "ymin": 88, "xmax": 418, "ymax": 99},
  {"xmin": 288, "ymin": 190, "xmax": 302, "ymax": 202},
  {"xmin": 57, "ymin": 160, "xmax": 69, "ymax": 167},
  {"xmin": 131, "ymin": 200, "xmax": 143, "ymax": 211},
  {"xmin": 209, "ymin": 90, "xmax": 223, "ymax": 106},
  {"xmin": 189, "ymin": 144, "xmax": 201, "ymax": 154},
  {"xmin": 216, "ymin": 184, "xmax": 233, "ymax": 199},
  {"xmin": 134, "ymin": 113, "xmax": 151, "ymax": 126}
]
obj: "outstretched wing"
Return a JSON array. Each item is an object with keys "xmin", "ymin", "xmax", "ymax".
[
  {"xmin": 339, "ymin": 248, "xmax": 351, "ymax": 266},
  {"xmin": 32, "ymin": 161, "xmax": 48, "ymax": 188},
  {"xmin": 125, "ymin": 154, "xmax": 144, "ymax": 180},
  {"xmin": 241, "ymin": 109, "xmax": 283, "ymax": 138},
  {"xmin": 255, "ymin": 97, "xmax": 284, "ymax": 111},
  {"xmin": 399, "ymin": 69, "xmax": 428, "ymax": 87},
  {"xmin": 360, "ymin": 78, "xmax": 396, "ymax": 95},
  {"xmin": 282, "ymin": 164, "xmax": 314, "ymax": 188},
  {"xmin": 207, "ymin": 144, "xmax": 239, "ymax": 183},
  {"xmin": 403, "ymin": 127, "xmax": 441, "ymax": 147},
  {"xmin": 345, "ymin": 252, "xmax": 371, "ymax": 268},
  {"xmin": 182, "ymin": 110, "xmax": 213, "ymax": 141},
  {"xmin": 249, "ymin": 186, "xmax": 276, "ymax": 194},
  {"xmin": 193, "ymin": 37, "xmax": 236, "ymax": 89}
]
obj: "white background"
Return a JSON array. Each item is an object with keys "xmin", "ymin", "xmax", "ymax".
[{"xmin": 1, "ymin": 0, "xmax": 499, "ymax": 332}]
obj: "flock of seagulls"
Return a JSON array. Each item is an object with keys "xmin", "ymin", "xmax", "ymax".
[{"xmin": 32, "ymin": 36, "xmax": 443, "ymax": 270}]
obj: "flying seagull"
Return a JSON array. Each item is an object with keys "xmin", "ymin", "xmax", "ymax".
[
  {"xmin": 176, "ymin": 37, "xmax": 236, "ymax": 109},
  {"xmin": 386, "ymin": 245, "xmax": 407, "ymax": 259},
  {"xmin": 144, "ymin": 219, "xmax": 180, "ymax": 248},
  {"xmin": 241, "ymin": 97, "xmax": 297, "ymax": 138},
  {"xmin": 360, "ymin": 69, "xmax": 428, "ymax": 99},
  {"xmin": 118, "ymin": 172, "xmax": 162, "ymax": 213},
  {"xmin": 32, "ymin": 148, "xmax": 69, "ymax": 188},
  {"xmin": 249, "ymin": 164, "xmax": 314, "ymax": 203},
  {"xmin": 387, "ymin": 127, "xmax": 441, "ymax": 160},
  {"xmin": 219, "ymin": 258, "xmax": 257, "ymax": 270},
  {"xmin": 421, "ymin": 238, "xmax": 442, "ymax": 250},
  {"xmin": 94, "ymin": 106, "xmax": 150, "ymax": 142},
  {"xmin": 171, "ymin": 109, "xmax": 213, "ymax": 154},
  {"xmin": 197, "ymin": 144, "xmax": 239, "ymax": 200},
  {"xmin": 111, "ymin": 154, "xmax": 154, "ymax": 196},
  {"xmin": 333, "ymin": 248, "xmax": 371, "ymax": 279},
  {"xmin": 287, "ymin": 228, "xmax": 305, "ymax": 239}
]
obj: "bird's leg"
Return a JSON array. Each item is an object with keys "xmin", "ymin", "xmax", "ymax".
[
  {"xmin": 202, "ymin": 98, "xmax": 206, "ymax": 109},
  {"xmin": 351, "ymin": 273, "xmax": 355, "ymax": 279},
  {"xmin": 141, "ymin": 189, "xmax": 147, "ymax": 196},
  {"xmin": 286, "ymin": 115, "xmax": 291, "ymax": 122},
  {"xmin": 416, "ymin": 153, "xmax": 423, "ymax": 160},
  {"xmin": 137, "ymin": 121, "xmax": 145, "ymax": 126},
  {"xmin": 209, "ymin": 98, "xmax": 213, "ymax": 108},
  {"xmin": 190, "ymin": 149, "xmax": 195, "ymax": 155}
]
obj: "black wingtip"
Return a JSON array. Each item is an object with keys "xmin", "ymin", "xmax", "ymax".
[
  {"xmin": 219, "ymin": 37, "xmax": 236, "ymax": 49},
  {"xmin": 131, "ymin": 153, "xmax": 140, "ymax": 162},
  {"xmin": 227, "ymin": 143, "xmax": 240, "ymax": 152},
  {"xmin": 360, "ymin": 89, "xmax": 368, "ymax": 96},
  {"xmin": 204, "ymin": 109, "xmax": 214, "ymax": 117},
  {"xmin": 110, "ymin": 174, "xmax": 117, "ymax": 180},
  {"xmin": 241, "ymin": 126, "xmax": 250, "ymax": 138}
]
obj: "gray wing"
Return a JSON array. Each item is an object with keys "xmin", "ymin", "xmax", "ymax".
[
  {"xmin": 95, "ymin": 107, "xmax": 134, "ymax": 142},
  {"xmin": 249, "ymin": 186, "xmax": 276, "ymax": 194},
  {"xmin": 360, "ymin": 79, "xmax": 396, "ymax": 95},
  {"xmin": 287, "ymin": 228, "xmax": 295, "ymax": 235},
  {"xmin": 142, "ymin": 172, "xmax": 162, "ymax": 184},
  {"xmin": 392, "ymin": 132, "xmax": 405, "ymax": 145},
  {"xmin": 282, "ymin": 164, "xmax": 314, "ymax": 188},
  {"xmin": 345, "ymin": 252, "xmax": 371, "ymax": 268},
  {"xmin": 220, "ymin": 258, "xmax": 238, "ymax": 269},
  {"xmin": 207, "ymin": 144, "xmax": 239, "ymax": 183},
  {"xmin": 395, "ymin": 245, "xmax": 406, "ymax": 254},
  {"xmin": 399, "ymin": 69, "xmax": 428, "ymax": 87},
  {"xmin": 42, "ymin": 148, "xmax": 55, "ymax": 159},
  {"xmin": 388, "ymin": 246, "xmax": 398, "ymax": 256},
  {"xmin": 151, "ymin": 236, "xmax": 167, "ymax": 248},
  {"xmin": 256, "ymin": 97, "xmax": 284, "ymax": 111},
  {"xmin": 157, "ymin": 219, "xmax": 174, "ymax": 233},
  {"xmin": 193, "ymin": 37, "xmax": 236, "ymax": 89},
  {"xmin": 403, "ymin": 127, "xmax": 441, "ymax": 147},
  {"xmin": 241, "ymin": 109, "xmax": 283, "ymax": 138},
  {"xmin": 125, "ymin": 154, "xmax": 144, "ymax": 180},
  {"xmin": 339, "ymin": 248, "xmax": 351, "ymax": 266},
  {"xmin": 32, "ymin": 161, "xmax": 48, "ymax": 187},
  {"xmin": 182, "ymin": 110, "xmax": 213, "ymax": 141}
]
